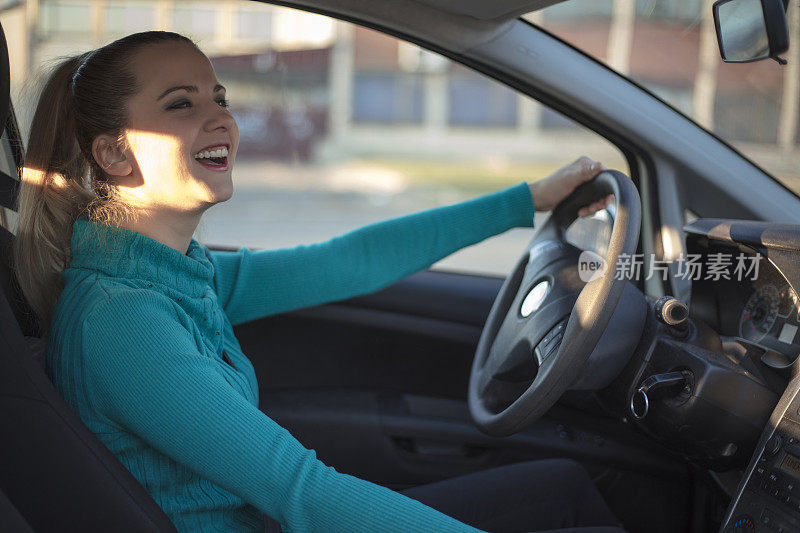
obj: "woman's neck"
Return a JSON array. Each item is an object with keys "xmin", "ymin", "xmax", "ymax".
[{"xmin": 116, "ymin": 210, "xmax": 202, "ymax": 255}]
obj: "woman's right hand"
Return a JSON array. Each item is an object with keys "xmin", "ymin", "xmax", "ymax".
[{"xmin": 527, "ymin": 156, "xmax": 614, "ymax": 217}]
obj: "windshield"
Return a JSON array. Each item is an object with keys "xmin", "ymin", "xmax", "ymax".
[{"xmin": 529, "ymin": 0, "xmax": 800, "ymax": 194}]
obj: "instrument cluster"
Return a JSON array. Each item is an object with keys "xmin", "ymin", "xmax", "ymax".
[{"xmin": 714, "ymin": 255, "xmax": 800, "ymax": 362}]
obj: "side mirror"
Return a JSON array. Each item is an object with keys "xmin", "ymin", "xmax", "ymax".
[{"xmin": 712, "ymin": 0, "xmax": 790, "ymax": 63}]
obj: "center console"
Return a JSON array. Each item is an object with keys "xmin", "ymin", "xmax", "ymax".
[{"xmin": 722, "ymin": 375, "xmax": 800, "ymax": 532}]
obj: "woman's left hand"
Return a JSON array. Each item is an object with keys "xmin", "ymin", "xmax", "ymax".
[{"xmin": 528, "ymin": 156, "xmax": 614, "ymax": 216}]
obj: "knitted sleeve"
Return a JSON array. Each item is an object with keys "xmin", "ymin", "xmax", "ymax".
[
  {"xmin": 81, "ymin": 290, "xmax": 484, "ymax": 533},
  {"xmin": 208, "ymin": 182, "xmax": 535, "ymax": 326}
]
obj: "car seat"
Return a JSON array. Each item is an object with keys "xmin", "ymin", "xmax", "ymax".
[{"xmin": 0, "ymin": 21, "xmax": 179, "ymax": 533}]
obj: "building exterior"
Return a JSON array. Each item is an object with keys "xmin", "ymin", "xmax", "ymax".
[{"xmin": 1, "ymin": 0, "xmax": 797, "ymax": 170}]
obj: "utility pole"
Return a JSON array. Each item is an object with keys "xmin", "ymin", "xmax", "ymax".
[
  {"xmin": 328, "ymin": 21, "xmax": 353, "ymax": 144},
  {"xmin": 607, "ymin": 0, "xmax": 635, "ymax": 75},
  {"xmin": 693, "ymin": 0, "xmax": 719, "ymax": 130},
  {"xmin": 777, "ymin": 1, "xmax": 799, "ymax": 151}
]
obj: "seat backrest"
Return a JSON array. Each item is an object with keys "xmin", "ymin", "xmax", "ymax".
[
  {"xmin": 0, "ymin": 486, "xmax": 34, "ymax": 532},
  {"xmin": 0, "ymin": 16, "xmax": 177, "ymax": 531},
  {"xmin": 0, "ymin": 224, "xmax": 41, "ymax": 339},
  {"xmin": 0, "ymin": 223, "xmax": 180, "ymax": 532}
]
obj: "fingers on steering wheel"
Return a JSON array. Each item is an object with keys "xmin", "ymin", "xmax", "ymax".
[{"xmin": 577, "ymin": 194, "xmax": 615, "ymax": 217}]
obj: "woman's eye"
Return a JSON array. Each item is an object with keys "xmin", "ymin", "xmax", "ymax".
[
  {"xmin": 167, "ymin": 99, "xmax": 191, "ymax": 110},
  {"xmin": 166, "ymin": 98, "xmax": 229, "ymax": 110}
]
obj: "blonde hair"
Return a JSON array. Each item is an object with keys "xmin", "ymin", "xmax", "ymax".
[{"xmin": 12, "ymin": 32, "xmax": 194, "ymax": 337}]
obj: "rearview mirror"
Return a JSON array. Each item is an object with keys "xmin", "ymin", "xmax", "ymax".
[{"xmin": 712, "ymin": 0, "xmax": 789, "ymax": 63}]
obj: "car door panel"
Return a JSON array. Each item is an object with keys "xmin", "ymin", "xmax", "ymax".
[{"xmin": 232, "ymin": 269, "xmax": 688, "ymax": 487}]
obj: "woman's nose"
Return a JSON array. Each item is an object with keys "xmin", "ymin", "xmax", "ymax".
[{"xmin": 204, "ymin": 105, "xmax": 236, "ymax": 132}]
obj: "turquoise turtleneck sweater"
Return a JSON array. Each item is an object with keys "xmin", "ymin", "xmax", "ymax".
[{"xmin": 45, "ymin": 182, "xmax": 535, "ymax": 533}]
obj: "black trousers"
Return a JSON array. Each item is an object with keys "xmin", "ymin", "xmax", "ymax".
[
  {"xmin": 400, "ymin": 459, "xmax": 625, "ymax": 533},
  {"xmin": 264, "ymin": 459, "xmax": 626, "ymax": 533}
]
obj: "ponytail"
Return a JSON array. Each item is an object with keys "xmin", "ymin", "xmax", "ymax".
[
  {"xmin": 13, "ymin": 56, "xmax": 95, "ymax": 336},
  {"xmin": 12, "ymin": 31, "xmax": 195, "ymax": 337}
]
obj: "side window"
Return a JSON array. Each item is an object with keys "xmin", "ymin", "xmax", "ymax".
[
  {"xmin": 200, "ymin": 8, "xmax": 628, "ymax": 277},
  {"xmin": 9, "ymin": 1, "xmax": 628, "ymax": 277}
]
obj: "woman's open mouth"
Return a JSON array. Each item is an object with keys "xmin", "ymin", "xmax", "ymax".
[{"xmin": 193, "ymin": 145, "xmax": 230, "ymax": 171}]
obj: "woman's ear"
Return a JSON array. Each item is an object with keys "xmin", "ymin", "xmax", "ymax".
[{"xmin": 91, "ymin": 134, "xmax": 133, "ymax": 177}]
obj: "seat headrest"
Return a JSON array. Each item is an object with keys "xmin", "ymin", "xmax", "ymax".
[{"xmin": 0, "ymin": 21, "xmax": 9, "ymax": 139}]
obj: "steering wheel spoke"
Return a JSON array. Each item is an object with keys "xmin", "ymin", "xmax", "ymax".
[
  {"xmin": 475, "ymin": 366, "xmax": 535, "ymax": 415},
  {"xmin": 492, "ymin": 311, "xmax": 523, "ymax": 356},
  {"xmin": 484, "ymin": 306, "xmax": 555, "ymax": 381}
]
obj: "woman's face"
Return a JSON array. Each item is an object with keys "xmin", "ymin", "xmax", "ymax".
[{"xmin": 118, "ymin": 41, "xmax": 239, "ymax": 213}]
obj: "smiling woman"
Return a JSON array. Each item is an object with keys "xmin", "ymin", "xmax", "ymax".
[
  {"xmin": 10, "ymin": 28, "xmax": 622, "ymax": 533},
  {"xmin": 14, "ymin": 31, "xmax": 202, "ymax": 329},
  {"xmin": 154, "ymin": 81, "xmax": 232, "ymax": 172},
  {"xmin": 93, "ymin": 39, "xmax": 240, "ymax": 241}
]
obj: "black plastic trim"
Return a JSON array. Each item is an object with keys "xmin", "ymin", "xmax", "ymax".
[{"xmin": 684, "ymin": 218, "xmax": 800, "ymax": 252}]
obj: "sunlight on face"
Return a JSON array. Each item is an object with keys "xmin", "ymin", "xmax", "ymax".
[
  {"xmin": 120, "ymin": 41, "xmax": 239, "ymax": 213},
  {"xmin": 122, "ymin": 129, "xmax": 196, "ymax": 207}
]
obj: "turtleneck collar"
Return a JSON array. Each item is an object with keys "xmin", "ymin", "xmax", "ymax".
[{"xmin": 68, "ymin": 215, "xmax": 214, "ymax": 297}]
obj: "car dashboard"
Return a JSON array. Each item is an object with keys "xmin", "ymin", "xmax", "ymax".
[
  {"xmin": 686, "ymin": 220, "xmax": 800, "ymax": 370},
  {"xmin": 723, "ymin": 273, "xmax": 800, "ymax": 361},
  {"xmin": 693, "ymin": 247, "xmax": 800, "ymax": 370},
  {"xmin": 679, "ymin": 219, "xmax": 800, "ymax": 532}
]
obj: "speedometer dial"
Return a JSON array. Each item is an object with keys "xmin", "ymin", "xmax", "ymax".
[{"xmin": 740, "ymin": 284, "xmax": 780, "ymax": 342}]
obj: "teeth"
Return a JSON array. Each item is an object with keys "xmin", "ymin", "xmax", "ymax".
[{"xmin": 194, "ymin": 146, "xmax": 229, "ymax": 159}]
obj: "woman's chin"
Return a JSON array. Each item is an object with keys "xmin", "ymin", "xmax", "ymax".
[
  {"xmin": 201, "ymin": 188, "xmax": 232, "ymax": 206},
  {"xmin": 190, "ymin": 171, "xmax": 234, "ymax": 204},
  {"xmin": 217, "ymin": 187, "xmax": 234, "ymax": 204},
  {"xmin": 210, "ymin": 179, "xmax": 235, "ymax": 204}
]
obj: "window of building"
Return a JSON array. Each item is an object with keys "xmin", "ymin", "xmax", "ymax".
[
  {"xmin": 171, "ymin": 6, "xmax": 216, "ymax": 41},
  {"xmin": 448, "ymin": 67, "xmax": 517, "ymax": 128},
  {"xmin": 635, "ymin": 0, "xmax": 702, "ymax": 21},
  {"xmin": 236, "ymin": 5, "xmax": 271, "ymax": 41},
  {"xmin": 40, "ymin": 1, "xmax": 91, "ymax": 36},
  {"xmin": 104, "ymin": 3, "xmax": 154, "ymax": 36},
  {"xmin": 352, "ymin": 73, "xmax": 424, "ymax": 124}
]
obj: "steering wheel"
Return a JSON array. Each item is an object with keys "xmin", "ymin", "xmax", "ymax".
[{"xmin": 468, "ymin": 170, "xmax": 641, "ymax": 437}]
